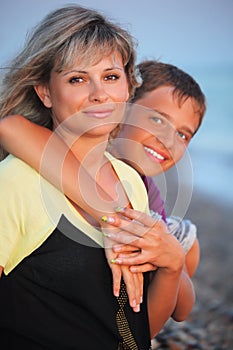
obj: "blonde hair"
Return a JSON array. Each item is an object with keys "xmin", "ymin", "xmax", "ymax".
[{"xmin": 0, "ymin": 5, "xmax": 138, "ymax": 158}]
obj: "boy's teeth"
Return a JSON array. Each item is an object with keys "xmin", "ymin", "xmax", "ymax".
[{"xmin": 144, "ymin": 146, "xmax": 165, "ymax": 160}]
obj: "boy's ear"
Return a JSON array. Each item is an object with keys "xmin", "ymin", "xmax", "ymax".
[{"xmin": 34, "ymin": 85, "xmax": 52, "ymax": 108}]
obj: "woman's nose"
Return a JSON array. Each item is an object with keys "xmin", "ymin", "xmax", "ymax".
[{"xmin": 89, "ymin": 81, "xmax": 108, "ymax": 103}]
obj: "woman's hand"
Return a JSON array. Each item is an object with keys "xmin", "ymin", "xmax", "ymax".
[
  {"xmin": 103, "ymin": 231, "xmax": 143, "ymax": 312},
  {"xmin": 102, "ymin": 207, "xmax": 185, "ymax": 274}
]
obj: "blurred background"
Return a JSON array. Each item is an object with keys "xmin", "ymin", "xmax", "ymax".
[{"xmin": 1, "ymin": 1, "xmax": 232, "ymax": 348}]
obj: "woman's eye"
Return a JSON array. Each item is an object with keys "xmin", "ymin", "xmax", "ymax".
[
  {"xmin": 104, "ymin": 74, "xmax": 120, "ymax": 81},
  {"xmin": 69, "ymin": 76, "xmax": 84, "ymax": 84}
]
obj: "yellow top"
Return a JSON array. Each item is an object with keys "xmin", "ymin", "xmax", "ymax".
[{"xmin": 0, "ymin": 153, "xmax": 149, "ymax": 275}]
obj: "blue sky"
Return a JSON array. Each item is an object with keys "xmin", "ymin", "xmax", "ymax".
[{"xmin": 1, "ymin": 0, "xmax": 233, "ymax": 70}]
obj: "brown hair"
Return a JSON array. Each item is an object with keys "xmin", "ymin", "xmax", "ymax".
[{"xmin": 131, "ymin": 60, "xmax": 206, "ymax": 130}]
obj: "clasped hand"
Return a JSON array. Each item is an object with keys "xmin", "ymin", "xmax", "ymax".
[{"xmin": 102, "ymin": 207, "xmax": 185, "ymax": 312}]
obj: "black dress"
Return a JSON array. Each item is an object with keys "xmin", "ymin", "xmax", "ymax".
[{"xmin": 0, "ymin": 216, "xmax": 151, "ymax": 350}]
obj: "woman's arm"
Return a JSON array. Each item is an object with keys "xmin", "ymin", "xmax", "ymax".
[{"xmin": 0, "ymin": 115, "xmax": 144, "ymax": 310}]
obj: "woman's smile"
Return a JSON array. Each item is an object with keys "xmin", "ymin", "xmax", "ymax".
[{"xmin": 82, "ymin": 105, "xmax": 116, "ymax": 119}]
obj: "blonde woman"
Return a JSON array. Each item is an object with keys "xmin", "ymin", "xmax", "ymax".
[{"xmin": 0, "ymin": 5, "xmax": 187, "ymax": 349}]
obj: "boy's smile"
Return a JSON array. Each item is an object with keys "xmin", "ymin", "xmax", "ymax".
[{"xmin": 113, "ymin": 85, "xmax": 200, "ymax": 176}]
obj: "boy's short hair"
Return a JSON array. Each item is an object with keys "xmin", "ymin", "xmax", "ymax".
[{"xmin": 131, "ymin": 60, "xmax": 206, "ymax": 130}]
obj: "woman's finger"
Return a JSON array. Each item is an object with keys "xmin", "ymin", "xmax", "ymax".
[
  {"xmin": 111, "ymin": 251, "xmax": 150, "ymax": 266},
  {"xmin": 111, "ymin": 264, "xmax": 122, "ymax": 297},
  {"xmin": 121, "ymin": 266, "xmax": 143, "ymax": 312},
  {"xmin": 113, "ymin": 244, "xmax": 140, "ymax": 253},
  {"xmin": 103, "ymin": 235, "xmax": 122, "ymax": 297},
  {"xmin": 102, "ymin": 209, "xmax": 167, "ymax": 239},
  {"xmin": 116, "ymin": 207, "xmax": 163, "ymax": 227},
  {"xmin": 130, "ymin": 263, "xmax": 158, "ymax": 273},
  {"xmin": 106, "ymin": 230, "xmax": 143, "ymax": 246}
]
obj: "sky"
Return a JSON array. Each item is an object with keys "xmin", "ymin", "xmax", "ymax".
[{"xmin": 0, "ymin": 0, "xmax": 233, "ymax": 70}]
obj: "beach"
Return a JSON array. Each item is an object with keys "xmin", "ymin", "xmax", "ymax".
[
  {"xmin": 151, "ymin": 62, "xmax": 233, "ymax": 348},
  {"xmin": 152, "ymin": 183, "xmax": 233, "ymax": 350}
]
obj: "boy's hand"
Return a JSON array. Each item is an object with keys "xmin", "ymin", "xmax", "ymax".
[{"xmin": 102, "ymin": 208, "xmax": 185, "ymax": 274}]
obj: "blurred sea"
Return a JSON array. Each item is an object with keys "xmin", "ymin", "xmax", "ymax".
[{"xmin": 186, "ymin": 63, "xmax": 233, "ymax": 206}]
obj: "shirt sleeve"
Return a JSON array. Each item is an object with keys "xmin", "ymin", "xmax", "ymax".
[
  {"xmin": 0, "ymin": 158, "xmax": 23, "ymax": 268},
  {"xmin": 142, "ymin": 175, "xmax": 166, "ymax": 221},
  {"xmin": 166, "ymin": 216, "xmax": 197, "ymax": 254},
  {"xmin": 0, "ymin": 155, "xmax": 58, "ymax": 274}
]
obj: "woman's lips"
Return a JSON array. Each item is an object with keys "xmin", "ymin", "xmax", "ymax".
[{"xmin": 83, "ymin": 108, "xmax": 115, "ymax": 119}]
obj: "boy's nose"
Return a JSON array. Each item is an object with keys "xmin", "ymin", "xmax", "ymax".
[{"xmin": 155, "ymin": 124, "xmax": 176, "ymax": 150}]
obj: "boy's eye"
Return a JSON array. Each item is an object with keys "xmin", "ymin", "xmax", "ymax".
[
  {"xmin": 176, "ymin": 131, "xmax": 189, "ymax": 141},
  {"xmin": 149, "ymin": 116, "xmax": 164, "ymax": 125}
]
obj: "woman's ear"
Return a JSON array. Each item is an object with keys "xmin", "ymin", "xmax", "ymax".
[{"xmin": 34, "ymin": 85, "xmax": 52, "ymax": 108}]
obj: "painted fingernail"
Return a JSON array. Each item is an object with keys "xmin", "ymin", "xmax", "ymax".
[
  {"xmin": 115, "ymin": 206, "xmax": 125, "ymax": 213},
  {"xmin": 134, "ymin": 304, "xmax": 140, "ymax": 312},
  {"xmin": 101, "ymin": 215, "xmax": 115, "ymax": 223},
  {"xmin": 110, "ymin": 258, "xmax": 122, "ymax": 264},
  {"xmin": 102, "ymin": 230, "xmax": 111, "ymax": 238}
]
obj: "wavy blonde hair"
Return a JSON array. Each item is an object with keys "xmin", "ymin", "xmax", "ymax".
[{"xmin": 0, "ymin": 5, "xmax": 139, "ymax": 159}]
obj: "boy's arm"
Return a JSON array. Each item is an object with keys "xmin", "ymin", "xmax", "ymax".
[
  {"xmin": 0, "ymin": 115, "xmax": 116, "ymax": 218},
  {"xmin": 169, "ymin": 229, "xmax": 200, "ymax": 322},
  {"xmin": 185, "ymin": 238, "xmax": 200, "ymax": 277},
  {"xmin": 166, "ymin": 216, "xmax": 200, "ymax": 276},
  {"xmin": 145, "ymin": 177, "xmax": 199, "ymax": 332},
  {"xmin": 146, "ymin": 177, "xmax": 200, "ymax": 275}
]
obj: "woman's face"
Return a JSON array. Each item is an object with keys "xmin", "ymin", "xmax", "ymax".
[
  {"xmin": 35, "ymin": 53, "xmax": 129, "ymax": 138},
  {"xmin": 114, "ymin": 85, "xmax": 200, "ymax": 176}
]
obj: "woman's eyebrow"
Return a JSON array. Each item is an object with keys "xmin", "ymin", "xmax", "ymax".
[
  {"xmin": 62, "ymin": 66, "xmax": 123, "ymax": 76},
  {"xmin": 62, "ymin": 69, "xmax": 87, "ymax": 76}
]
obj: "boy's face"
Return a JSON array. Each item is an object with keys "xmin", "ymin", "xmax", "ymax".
[{"xmin": 114, "ymin": 85, "xmax": 200, "ymax": 176}]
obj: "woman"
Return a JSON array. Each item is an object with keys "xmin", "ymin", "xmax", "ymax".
[{"xmin": 0, "ymin": 5, "xmax": 186, "ymax": 349}]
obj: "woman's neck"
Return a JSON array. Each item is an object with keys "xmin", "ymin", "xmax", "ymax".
[
  {"xmin": 70, "ymin": 135, "xmax": 109, "ymax": 174},
  {"xmin": 68, "ymin": 139, "xmax": 130, "ymax": 227}
]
